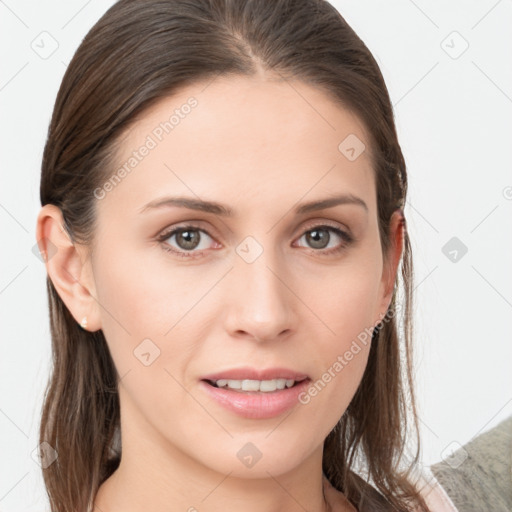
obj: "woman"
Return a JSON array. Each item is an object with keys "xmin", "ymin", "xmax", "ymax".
[{"xmin": 34, "ymin": 0, "xmax": 456, "ymax": 510}]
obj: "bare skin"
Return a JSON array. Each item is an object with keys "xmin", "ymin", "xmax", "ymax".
[{"xmin": 36, "ymin": 72, "xmax": 403, "ymax": 512}]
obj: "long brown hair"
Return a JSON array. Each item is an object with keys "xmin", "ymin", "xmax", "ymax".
[{"xmin": 38, "ymin": 1, "xmax": 428, "ymax": 510}]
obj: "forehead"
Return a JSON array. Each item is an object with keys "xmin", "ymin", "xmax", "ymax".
[{"xmin": 98, "ymin": 74, "xmax": 375, "ymax": 219}]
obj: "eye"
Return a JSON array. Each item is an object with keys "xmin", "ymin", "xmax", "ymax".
[
  {"xmin": 157, "ymin": 224, "xmax": 218, "ymax": 259},
  {"xmin": 294, "ymin": 224, "xmax": 353, "ymax": 256},
  {"xmin": 156, "ymin": 222, "xmax": 353, "ymax": 259}
]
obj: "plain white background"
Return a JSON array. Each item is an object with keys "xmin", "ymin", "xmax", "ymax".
[{"xmin": 1, "ymin": 0, "xmax": 511, "ymax": 510}]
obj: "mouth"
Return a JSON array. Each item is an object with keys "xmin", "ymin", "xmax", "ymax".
[
  {"xmin": 202, "ymin": 377, "xmax": 310, "ymax": 394},
  {"xmin": 199, "ymin": 376, "xmax": 312, "ymax": 419}
]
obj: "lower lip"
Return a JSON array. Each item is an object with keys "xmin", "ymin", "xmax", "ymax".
[{"xmin": 199, "ymin": 379, "xmax": 311, "ymax": 419}]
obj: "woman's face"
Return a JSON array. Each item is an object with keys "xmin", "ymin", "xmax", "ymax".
[{"xmin": 64, "ymin": 75, "xmax": 401, "ymax": 479}]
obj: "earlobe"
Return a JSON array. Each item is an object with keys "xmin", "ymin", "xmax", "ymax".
[{"xmin": 35, "ymin": 204, "xmax": 100, "ymax": 331}]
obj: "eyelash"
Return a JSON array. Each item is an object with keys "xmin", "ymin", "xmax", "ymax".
[{"xmin": 156, "ymin": 222, "xmax": 354, "ymax": 259}]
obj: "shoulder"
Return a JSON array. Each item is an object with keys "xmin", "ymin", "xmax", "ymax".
[
  {"xmin": 415, "ymin": 470, "xmax": 459, "ymax": 512},
  {"xmin": 430, "ymin": 415, "xmax": 512, "ymax": 511}
]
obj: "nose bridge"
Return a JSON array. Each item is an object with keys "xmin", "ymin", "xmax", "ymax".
[{"xmin": 226, "ymin": 233, "xmax": 292, "ymax": 340}]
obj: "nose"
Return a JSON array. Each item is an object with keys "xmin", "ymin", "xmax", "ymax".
[{"xmin": 224, "ymin": 244, "xmax": 294, "ymax": 343}]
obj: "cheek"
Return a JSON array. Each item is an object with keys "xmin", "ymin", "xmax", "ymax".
[
  {"xmin": 91, "ymin": 247, "xmax": 198, "ymax": 433},
  {"xmin": 300, "ymin": 313, "xmax": 373, "ymax": 439},
  {"xmin": 296, "ymin": 257, "xmax": 380, "ymax": 417},
  {"xmin": 91, "ymin": 244, "xmax": 181, "ymax": 378},
  {"xmin": 93, "ymin": 242, "xmax": 207, "ymax": 341},
  {"xmin": 92, "ymin": 242, "xmax": 221, "ymax": 400},
  {"xmin": 305, "ymin": 258, "xmax": 381, "ymax": 340}
]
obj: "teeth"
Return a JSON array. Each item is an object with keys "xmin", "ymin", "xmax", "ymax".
[{"xmin": 214, "ymin": 378, "xmax": 298, "ymax": 392}]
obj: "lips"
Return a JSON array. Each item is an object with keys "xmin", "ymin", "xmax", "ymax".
[{"xmin": 199, "ymin": 376, "xmax": 312, "ymax": 419}]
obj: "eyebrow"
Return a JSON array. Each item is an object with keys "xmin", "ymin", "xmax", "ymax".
[{"xmin": 138, "ymin": 193, "xmax": 368, "ymax": 216}]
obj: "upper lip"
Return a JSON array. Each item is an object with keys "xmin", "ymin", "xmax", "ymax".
[{"xmin": 201, "ymin": 367, "xmax": 310, "ymax": 382}]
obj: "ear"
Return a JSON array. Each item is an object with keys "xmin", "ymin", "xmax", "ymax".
[
  {"xmin": 375, "ymin": 209, "xmax": 405, "ymax": 325},
  {"xmin": 35, "ymin": 204, "xmax": 101, "ymax": 332}
]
